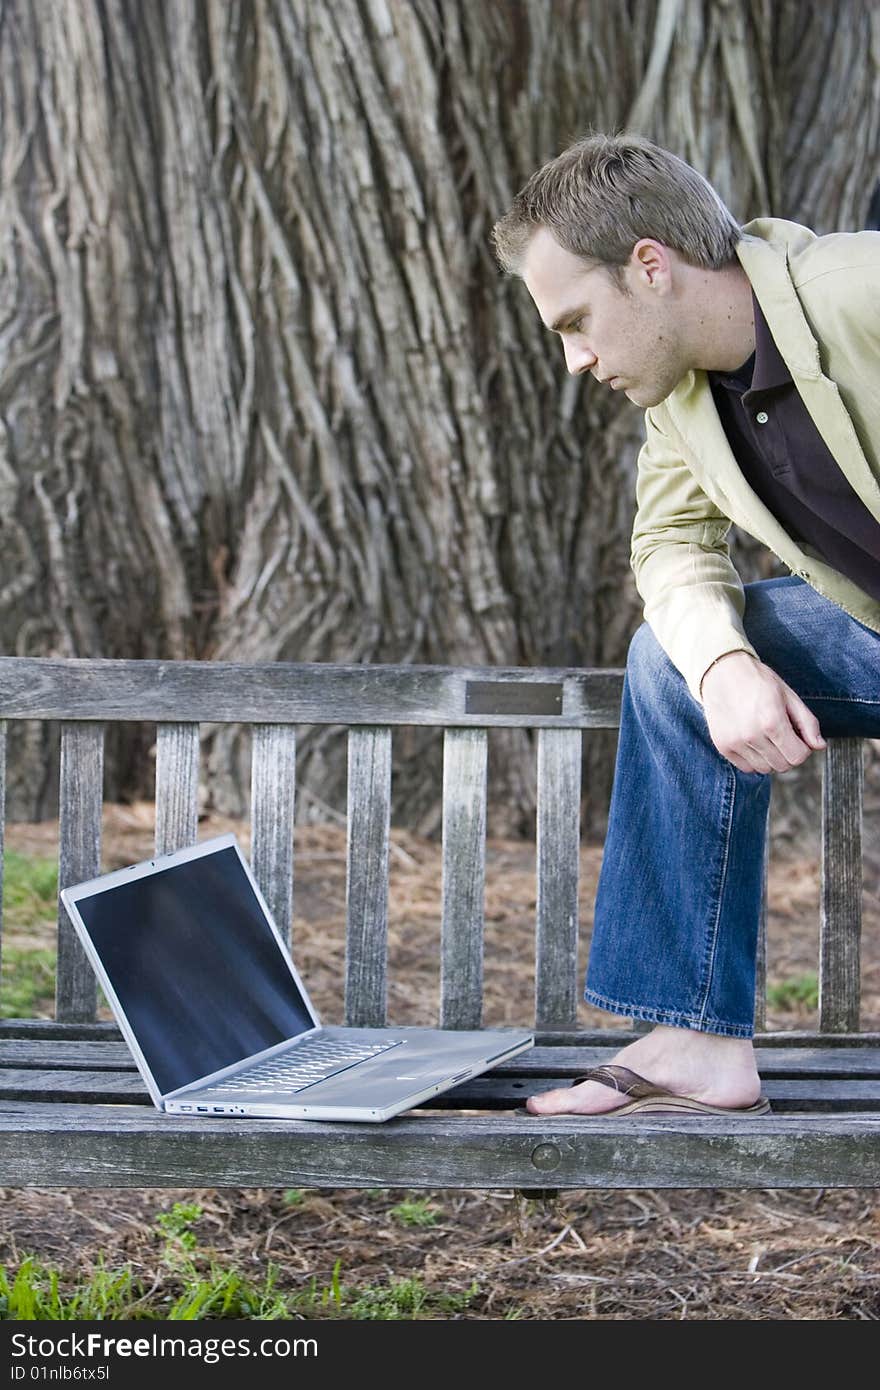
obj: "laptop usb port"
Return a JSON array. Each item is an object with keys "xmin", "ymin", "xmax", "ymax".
[{"xmin": 196, "ymin": 1106, "xmax": 208, "ymax": 1112}]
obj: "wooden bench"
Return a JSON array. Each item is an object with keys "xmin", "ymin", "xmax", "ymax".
[{"xmin": 0, "ymin": 654, "xmax": 878, "ymax": 1192}]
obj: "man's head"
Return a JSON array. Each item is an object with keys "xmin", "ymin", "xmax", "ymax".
[{"xmin": 491, "ymin": 133, "xmax": 746, "ymax": 407}]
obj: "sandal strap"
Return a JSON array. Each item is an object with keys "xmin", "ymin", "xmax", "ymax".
[{"xmin": 573, "ymin": 1064, "xmax": 671, "ymax": 1100}]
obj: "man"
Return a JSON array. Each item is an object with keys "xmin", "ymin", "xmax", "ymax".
[{"xmin": 491, "ymin": 132, "xmax": 880, "ymax": 1116}]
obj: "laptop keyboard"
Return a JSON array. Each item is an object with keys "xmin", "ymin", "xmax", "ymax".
[{"xmin": 208, "ymin": 1036, "xmax": 402, "ymax": 1095}]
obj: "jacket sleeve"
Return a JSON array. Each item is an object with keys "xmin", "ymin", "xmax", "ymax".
[{"xmin": 630, "ymin": 406, "xmax": 760, "ymax": 701}]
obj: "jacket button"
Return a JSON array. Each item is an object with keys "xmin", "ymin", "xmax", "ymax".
[{"xmin": 755, "ymin": 410, "xmax": 769, "ymax": 424}]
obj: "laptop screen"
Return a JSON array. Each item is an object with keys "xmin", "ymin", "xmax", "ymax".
[{"xmin": 73, "ymin": 845, "xmax": 314, "ymax": 1096}]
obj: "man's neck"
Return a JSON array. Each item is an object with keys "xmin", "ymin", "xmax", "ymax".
[{"xmin": 678, "ymin": 261, "xmax": 757, "ymax": 375}]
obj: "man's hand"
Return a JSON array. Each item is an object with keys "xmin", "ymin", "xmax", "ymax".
[{"xmin": 699, "ymin": 651, "xmax": 827, "ymax": 774}]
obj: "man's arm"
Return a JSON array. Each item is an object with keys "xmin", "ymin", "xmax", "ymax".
[
  {"xmin": 629, "ymin": 406, "xmax": 761, "ymax": 701},
  {"xmin": 630, "ymin": 410, "xmax": 826, "ymax": 772}
]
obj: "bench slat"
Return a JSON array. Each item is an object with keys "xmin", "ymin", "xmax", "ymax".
[
  {"xmin": 0, "ymin": 657, "xmax": 624, "ymax": 728},
  {"xmin": 56, "ymin": 723, "xmax": 105, "ymax": 1023},
  {"xmin": 0, "ymin": 1102, "xmax": 878, "ymax": 1189},
  {"xmin": 345, "ymin": 728, "xmax": 392, "ymax": 1026},
  {"xmin": 2, "ymin": 1070, "xmax": 879, "ymax": 1113},
  {"xmin": 0, "ymin": 721, "xmax": 5, "ymax": 965},
  {"xmin": 535, "ymin": 728, "xmax": 581, "ymax": 1029},
  {"xmin": 250, "ymin": 724, "xmax": 296, "ymax": 944},
  {"xmin": 821, "ymin": 737, "xmax": 863, "ymax": 1032},
  {"xmin": 6, "ymin": 1037, "xmax": 880, "ymax": 1076},
  {"xmin": 154, "ymin": 723, "xmax": 200, "ymax": 856},
  {"xmin": 441, "ymin": 729, "xmax": 488, "ymax": 1029}
]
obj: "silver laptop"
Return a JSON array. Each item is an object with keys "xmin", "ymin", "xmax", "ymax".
[{"xmin": 60, "ymin": 832, "xmax": 533, "ymax": 1122}]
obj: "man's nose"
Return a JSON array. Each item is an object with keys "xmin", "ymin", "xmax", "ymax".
[{"xmin": 563, "ymin": 337, "xmax": 597, "ymax": 375}]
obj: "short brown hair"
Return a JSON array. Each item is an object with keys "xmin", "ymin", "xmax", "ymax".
[{"xmin": 491, "ymin": 131, "xmax": 742, "ymax": 277}]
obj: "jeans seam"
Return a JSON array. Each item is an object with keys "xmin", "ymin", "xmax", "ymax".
[
  {"xmin": 696, "ymin": 761, "xmax": 737, "ymax": 1028},
  {"xmin": 583, "ymin": 987, "xmax": 754, "ymax": 1039},
  {"xmin": 800, "ymin": 694, "xmax": 880, "ymax": 704}
]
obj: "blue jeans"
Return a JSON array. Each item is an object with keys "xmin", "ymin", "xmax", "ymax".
[{"xmin": 586, "ymin": 576, "xmax": 880, "ymax": 1038}]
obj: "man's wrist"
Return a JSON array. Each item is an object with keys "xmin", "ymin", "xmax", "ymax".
[{"xmin": 699, "ymin": 649, "xmax": 759, "ymax": 700}]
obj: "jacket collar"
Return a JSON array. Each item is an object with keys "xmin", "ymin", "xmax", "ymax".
[
  {"xmin": 663, "ymin": 218, "xmax": 880, "ymax": 528},
  {"xmin": 734, "ymin": 220, "xmax": 823, "ymax": 381}
]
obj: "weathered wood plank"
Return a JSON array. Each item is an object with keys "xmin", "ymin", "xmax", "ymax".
[
  {"xmin": 0, "ymin": 657, "xmax": 624, "ymax": 728},
  {"xmin": 154, "ymin": 723, "xmax": 200, "ymax": 856},
  {"xmin": 0, "ymin": 1021, "xmax": 122, "ymax": 1041},
  {"xmin": 535, "ymin": 729, "xmax": 582, "ymax": 1029},
  {"xmin": 440, "ymin": 730, "xmax": 488, "ymax": 1029},
  {"xmin": 250, "ymin": 724, "xmax": 296, "ymax": 944},
  {"xmin": 2, "ymin": 1017, "xmax": 879, "ymax": 1051},
  {"xmin": 0, "ymin": 1070, "xmax": 146, "ymax": 1100},
  {"xmin": 820, "ymin": 737, "xmax": 863, "ymax": 1032},
  {"xmin": 0, "ymin": 1040, "xmax": 137, "ymax": 1068},
  {"xmin": 56, "ymin": 723, "xmax": 105, "ymax": 1023},
  {"xmin": 0, "ymin": 720, "xmax": 5, "ymax": 986},
  {"xmin": 5, "ymin": 1039, "xmax": 880, "ymax": 1076},
  {"xmin": 0, "ymin": 1103, "xmax": 878, "ymax": 1188},
  {"xmin": 345, "ymin": 728, "xmax": 392, "ymax": 1026},
  {"xmin": 2, "ymin": 1069, "xmax": 879, "ymax": 1113}
]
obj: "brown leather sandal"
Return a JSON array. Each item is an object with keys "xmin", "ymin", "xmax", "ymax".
[{"xmin": 567, "ymin": 1064, "xmax": 771, "ymax": 1115}]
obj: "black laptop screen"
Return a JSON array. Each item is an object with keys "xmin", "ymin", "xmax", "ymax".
[{"xmin": 74, "ymin": 846, "xmax": 314, "ymax": 1096}]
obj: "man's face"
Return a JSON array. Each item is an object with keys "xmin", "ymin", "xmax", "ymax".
[{"xmin": 521, "ymin": 227, "xmax": 690, "ymax": 408}]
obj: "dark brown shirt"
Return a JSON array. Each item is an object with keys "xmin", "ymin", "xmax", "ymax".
[{"xmin": 708, "ymin": 294, "xmax": 880, "ymax": 600}]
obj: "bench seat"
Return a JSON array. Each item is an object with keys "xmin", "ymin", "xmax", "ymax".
[
  {"xmin": 0, "ymin": 656, "xmax": 874, "ymax": 1192},
  {"xmin": 2, "ymin": 1028, "xmax": 879, "ymax": 1190}
]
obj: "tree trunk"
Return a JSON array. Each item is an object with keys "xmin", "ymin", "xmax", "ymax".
[{"xmin": 1, "ymin": 0, "xmax": 877, "ymax": 837}]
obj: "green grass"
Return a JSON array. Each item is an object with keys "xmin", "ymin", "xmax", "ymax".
[
  {"xmin": 388, "ymin": 1197, "xmax": 441, "ymax": 1227},
  {"xmin": 0, "ymin": 1255, "xmax": 290, "ymax": 1321},
  {"xmin": 0, "ymin": 1186, "xmax": 472, "ymax": 1322},
  {"xmin": 0, "ymin": 850, "xmax": 60, "ymax": 1016},
  {"xmin": 0, "ymin": 1256, "xmax": 479, "ymax": 1321},
  {"xmin": 345, "ymin": 1276, "xmax": 476, "ymax": 1320},
  {"xmin": 2, "ymin": 850, "xmax": 58, "ymax": 927},
  {"xmin": 0, "ymin": 945, "xmax": 56, "ymax": 1017},
  {"xmin": 293, "ymin": 1260, "xmax": 478, "ymax": 1320},
  {"xmin": 0, "ymin": 1257, "xmax": 141, "ymax": 1321},
  {"xmin": 767, "ymin": 972, "xmax": 819, "ymax": 1011},
  {"xmin": 0, "ymin": 1204, "xmax": 480, "ymax": 1321}
]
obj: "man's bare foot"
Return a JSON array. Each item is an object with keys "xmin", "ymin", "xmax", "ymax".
[{"xmin": 525, "ymin": 1025, "xmax": 762, "ymax": 1116}]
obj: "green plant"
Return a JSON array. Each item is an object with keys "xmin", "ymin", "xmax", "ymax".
[
  {"xmin": 388, "ymin": 1197, "xmax": 440, "ymax": 1228},
  {"xmin": 0, "ymin": 1257, "xmax": 142, "ymax": 1321},
  {"xmin": 162, "ymin": 1264, "xmax": 290, "ymax": 1320},
  {"xmin": 155, "ymin": 1201, "xmax": 204, "ymax": 1268},
  {"xmin": 0, "ymin": 1253, "xmax": 292, "ymax": 1322},
  {"xmin": 347, "ymin": 1276, "xmax": 428, "ymax": 1319},
  {"xmin": 2, "ymin": 851, "xmax": 59, "ymax": 927},
  {"xmin": 0, "ymin": 945, "xmax": 56, "ymax": 1017},
  {"xmin": 767, "ymin": 973, "xmax": 819, "ymax": 1011},
  {"xmin": 346, "ymin": 1276, "xmax": 477, "ymax": 1320},
  {"xmin": 282, "ymin": 1188, "xmax": 305, "ymax": 1206},
  {"xmin": 0, "ymin": 1254, "xmax": 478, "ymax": 1322},
  {"xmin": 155, "ymin": 1200, "xmax": 203, "ymax": 1245}
]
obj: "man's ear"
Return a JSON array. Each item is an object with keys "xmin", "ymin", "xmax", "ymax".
[{"xmin": 630, "ymin": 238, "xmax": 670, "ymax": 289}]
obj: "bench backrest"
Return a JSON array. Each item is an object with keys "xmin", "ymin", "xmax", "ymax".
[{"xmin": 0, "ymin": 657, "xmax": 864, "ymax": 1037}]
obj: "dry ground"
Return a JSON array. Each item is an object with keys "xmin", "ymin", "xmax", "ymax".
[{"xmin": 1, "ymin": 802, "xmax": 879, "ymax": 1320}]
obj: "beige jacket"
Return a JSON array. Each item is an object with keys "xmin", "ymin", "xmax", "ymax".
[{"xmin": 630, "ymin": 217, "xmax": 880, "ymax": 700}]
